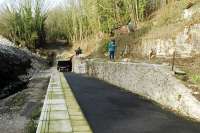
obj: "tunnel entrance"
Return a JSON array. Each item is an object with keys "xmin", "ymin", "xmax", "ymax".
[{"xmin": 57, "ymin": 59, "xmax": 72, "ymax": 72}]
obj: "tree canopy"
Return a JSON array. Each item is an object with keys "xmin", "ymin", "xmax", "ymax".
[{"xmin": 0, "ymin": 0, "xmax": 191, "ymax": 49}]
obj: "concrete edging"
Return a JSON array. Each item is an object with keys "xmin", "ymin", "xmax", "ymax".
[
  {"xmin": 60, "ymin": 73, "xmax": 93, "ymax": 133},
  {"xmin": 36, "ymin": 70, "xmax": 92, "ymax": 133}
]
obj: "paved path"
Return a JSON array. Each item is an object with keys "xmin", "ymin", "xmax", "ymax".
[
  {"xmin": 65, "ymin": 73, "xmax": 200, "ymax": 133},
  {"xmin": 36, "ymin": 70, "xmax": 92, "ymax": 133}
]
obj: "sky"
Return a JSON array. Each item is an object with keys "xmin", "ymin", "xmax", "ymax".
[
  {"xmin": 0, "ymin": 0, "xmax": 4, "ymax": 6},
  {"xmin": 0, "ymin": 0, "xmax": 66, "ymax": 9}
]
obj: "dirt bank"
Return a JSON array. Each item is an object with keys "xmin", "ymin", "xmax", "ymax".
[
  {"xmin": 0, "ymin": 37, "xmax": 51, "ymax": 132},
  {"xmin": 0, "ymin": 70, "xmax": 51, "ymax": 133},
  {"xmin": 0, "ymin": 42, "xmax": 48, "ymax": 99}
]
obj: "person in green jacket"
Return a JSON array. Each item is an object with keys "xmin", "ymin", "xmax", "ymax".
[{"xmin": 108, "ymin": 39, "xmax": 117, "ymax": 60}]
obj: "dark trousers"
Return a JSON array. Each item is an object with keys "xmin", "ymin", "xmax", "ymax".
[{"xmin": 109, "ymin": 51, "xmax": 115, "ymax": 60}]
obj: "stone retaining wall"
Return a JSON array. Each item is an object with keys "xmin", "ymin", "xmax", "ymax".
[{"xmin": 73, "ymin": 57, "xmax": 200, "ymax": 121}]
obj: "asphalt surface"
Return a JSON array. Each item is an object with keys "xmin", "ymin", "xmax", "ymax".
[{"xmin": 65, "ymin": 73, "xmax": 200, "ymax": 133}]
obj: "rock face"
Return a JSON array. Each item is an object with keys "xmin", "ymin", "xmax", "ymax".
[
  {"xmin": 140, "ymin": 5, "xmax": 200, "ymax": 58},
  {"xmin": 142, "ymin": 23, "xmax": 200, "ymax": 57},
  {"xmin": 183, "ymin": 5, "xmax": 200, "ymax": 20},
  {"xmin": 72, "ymin": 58, "xmax": 200, "ymax": 121},
  {"xmin": 0, "ymin": 38, "xmax": 47, "ymax": 99},
  {"xmin": 0, "ymin": 36, "xmax": 14, "ymax": 46}
]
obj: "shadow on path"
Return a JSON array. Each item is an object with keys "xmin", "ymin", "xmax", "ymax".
[{"xmin": 65, "ymin": 73, "xmax": 200, "ymax": 133}]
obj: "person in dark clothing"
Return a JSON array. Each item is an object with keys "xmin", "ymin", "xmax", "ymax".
[{"xmin": 75, "ymin": 47, "xmax": 82, "ymax": 55}]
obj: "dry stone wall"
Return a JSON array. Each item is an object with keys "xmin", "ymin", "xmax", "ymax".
[{"xmin": 73, "ymin": 57, "xmax": 200, "ymax": 121}]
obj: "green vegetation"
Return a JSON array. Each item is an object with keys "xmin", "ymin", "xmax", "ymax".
[
  {"xmin": 25, "ymin": 119, "xmax": 37, "ymax": 133},
  {"xmin": 25, "ymin": 105, "xmax": 42, "ymax": 133},
  {"xmin": 152, "ymin": 0, "xmax": 197, "ymax": 27},
  {"xmin": 5, "ymin": 92, "xmax": 26, "ymax": 108},
  {"xmin": 192, "ymin": 75, "xmax": 200, "ymax": 84},
  {"xmin": 46, "ymin": 0, "xmax": 170, "ymax": 42},
  {"xmin": 0, "ymin": 0, "xmax": 198, "ymax": 51},
  {"xmin": 31, "ymin": 106, "xmax": 42, "ymax": 120},
  {"xmin": 0, "ymin": 0, "xmax": 47, "ymax": 50}
]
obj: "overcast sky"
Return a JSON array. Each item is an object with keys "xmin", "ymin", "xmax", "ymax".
[
  {"xmin": 0, "ymin": 0, "xmax": 66, "ymax": 9},
  {"xmin": 0, "ymin": 1, "xmax": 4, "ymax": 6}
]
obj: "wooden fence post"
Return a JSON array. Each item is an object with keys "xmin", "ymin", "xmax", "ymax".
[{"xmin": 172, "ymin": 51, "xmax": 176, "ymax": 71}]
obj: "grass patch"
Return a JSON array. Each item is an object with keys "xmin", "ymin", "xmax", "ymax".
[
  {"xmin": 24, "ymin": 119, "xmax": 37, "ymax": 133},
  {"xmin": 31, "ymin": 105, "xmax": 42, "ymax": 120},
  {"xmin": 173, "ymin": 55, "xmax": 200, "ymax": 95},
  {"xmin": 153, "ymin": 0, "xmax": 199, "ymax": 27},
  {"xmin": 5, "ymin": 92, "xmax": 26, "ymax": 108},
  {"xmin": 191, "ymin": 75, "xmax": 200, "ymax": 84},
  {"xmin": 25, "ymin": 105, "xmax": 42, "ymax": 133}
]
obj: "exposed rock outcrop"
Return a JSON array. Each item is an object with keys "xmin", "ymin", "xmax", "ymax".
[{"xmin": 142, "ymin": 23, "xmax": 200, "ymax": 57}]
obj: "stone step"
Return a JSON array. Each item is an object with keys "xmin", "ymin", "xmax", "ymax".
[{"xmin": 175, "ymin": 69, "xmax": 187, "ymax": 75}]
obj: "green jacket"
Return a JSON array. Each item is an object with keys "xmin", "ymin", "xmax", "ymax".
[{"xmin": 108, "ymin": 41, "xmax": 116, "ymax": 52}]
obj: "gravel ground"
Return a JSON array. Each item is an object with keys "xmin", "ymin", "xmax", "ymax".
[
  {"xmin": 0, "ymin": 37, "xmax": 67, "ymax": 132},
  {"xmin": 0, "ymin": 37, "xmax": 48, "ymax": 99},
  {"xmin": 0, "ymin": 37, "xmax": 51, "ymax": 133},
  {"xmin": 0, "ymin": 69, "xmax": 51, "ymax": 133}
]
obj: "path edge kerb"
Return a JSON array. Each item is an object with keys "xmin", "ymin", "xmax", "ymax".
[
  {"xmin": 36, "ymin": 74, "xmax": 52, "ymax": 133},
  {"xmin": 60, "ymin": 72, "xmax": 93, "ymax": 133}
]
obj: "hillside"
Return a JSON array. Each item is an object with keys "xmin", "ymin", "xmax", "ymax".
[
  {"xmin": 81, "ymin": 0, "xmax": 200, "ymax": 102},
  {"xmin": 0, "ymin": 1, "xmax": 200, "ymax": 132},
  {"xmin": 92, "ymin": 1, "xmax": 200, "ymax": 60}
]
